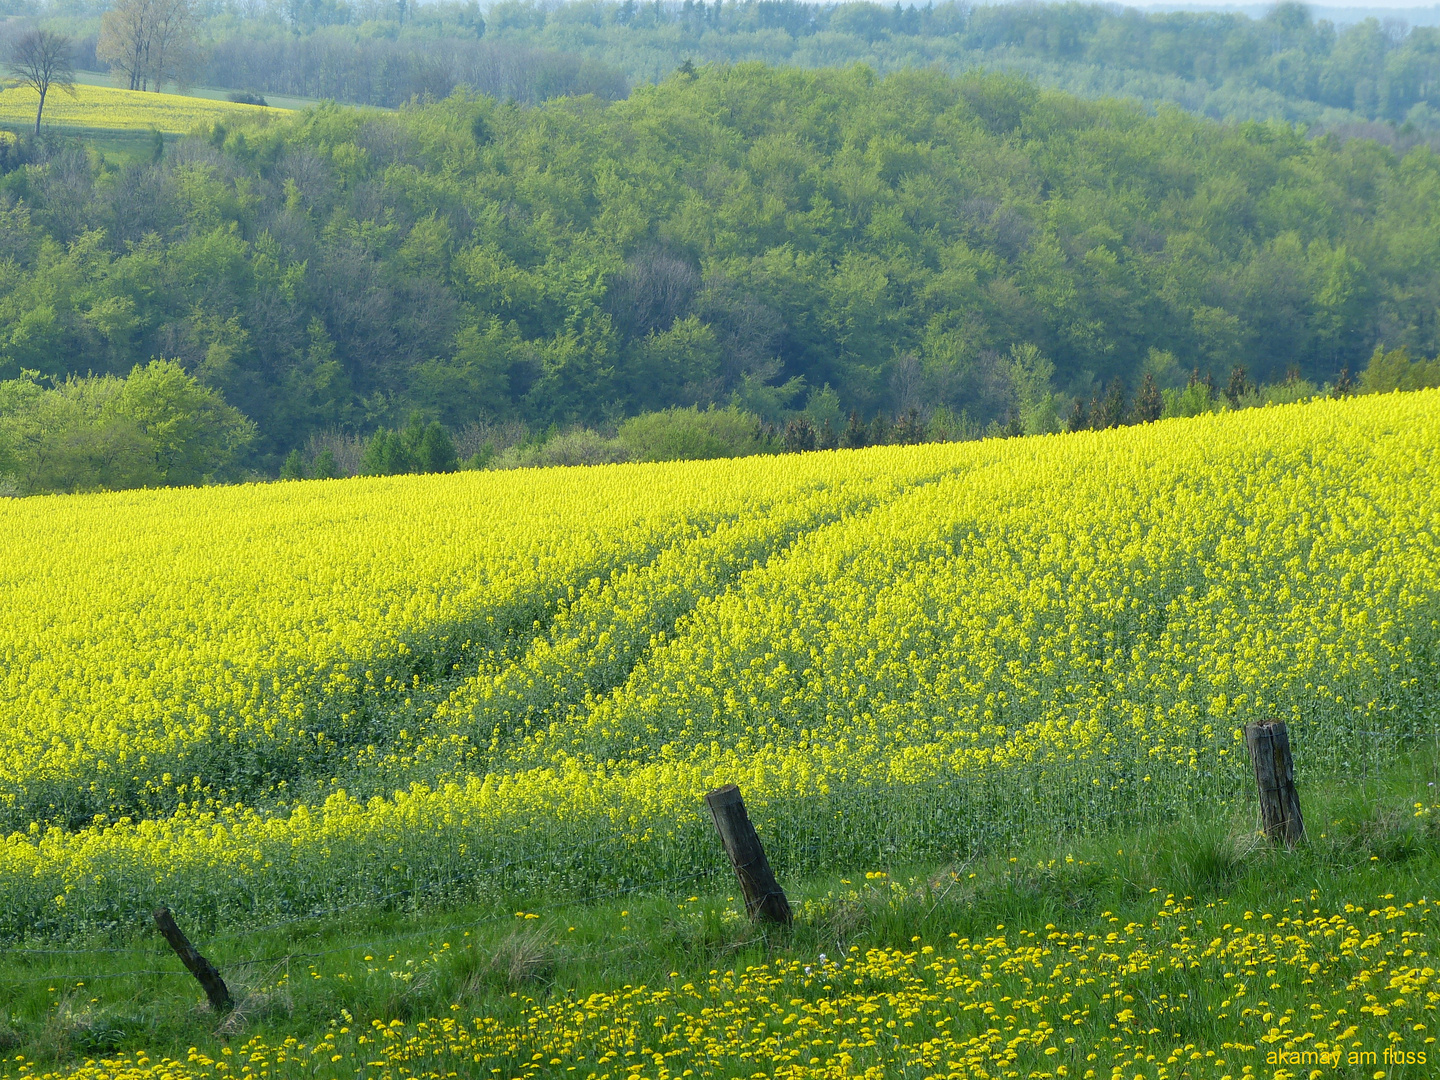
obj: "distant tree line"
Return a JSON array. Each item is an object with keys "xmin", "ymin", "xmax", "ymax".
[
  {"xmin": 3, "ymin": 335, "xmax": 1435, "ymax": 495},
  {"xmin": 480, "ymin": 0, "xmax": 1440, "ymax": 129},
  {"xmin": 6, "ymin": 64, "xmax": 1440, "ymax": 488},
  {"xmin": 10, "ymin": 1, "xmax": 1440, "ymax": 128},
  {"xmin": 274, "ymin": 345, "xmax": 1439, "ymax": 483},
  {"xmin": 2, "ymin": 0, "xmax": 626, "ymax": 108},
  {"xmin": 204, "ymin": 31, "xmax": 627, "ymax": 106}
]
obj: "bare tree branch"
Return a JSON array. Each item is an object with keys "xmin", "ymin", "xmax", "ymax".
[{"xmin": 6, "ymin": 30, "xmax": 76, "ymax": 136}]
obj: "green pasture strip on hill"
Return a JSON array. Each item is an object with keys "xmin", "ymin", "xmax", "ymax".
[{"xmin": 0, "ymin": 123, "xmax": 182, "ymax": 167}]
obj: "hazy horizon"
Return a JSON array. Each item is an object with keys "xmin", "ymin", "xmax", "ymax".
[
  {"xmin": 1127, "ymin": 0, "xmax": 1440, "ymax": 11},
  {"xmin": 1121, "ymin": 1, "xmax": 1440, "ymax": 28}
]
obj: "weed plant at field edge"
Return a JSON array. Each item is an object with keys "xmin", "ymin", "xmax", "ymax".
[{"xmin": 1, "ymin": 748, "xmax": 1436, "ymax": 1076}]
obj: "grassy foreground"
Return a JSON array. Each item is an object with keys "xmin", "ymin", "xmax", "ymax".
[{"xmin": 2, "ymin": 745, "xmax": 1436, "ymax": 1079}]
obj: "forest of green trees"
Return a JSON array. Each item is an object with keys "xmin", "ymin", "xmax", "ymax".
[{"xmin": 6, "ymin": 60, "xmax": 1440, "ymax": 489}]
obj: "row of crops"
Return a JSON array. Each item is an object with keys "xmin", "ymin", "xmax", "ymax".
[{"xmin": 1, "ymin": 391, "xmax": 1437, "ymax": 940}]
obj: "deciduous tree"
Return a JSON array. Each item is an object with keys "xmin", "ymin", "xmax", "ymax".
[
  {"xmin": 97, "ymin": 0, "xmax": 198, "ymax": 93},
  {"xmin": 0, "ymin": 363, "xmax": 254, "ymax": 495},
  {"xmin": 6, "ymin": 30, "xmax": 75, "ymax": 136}
]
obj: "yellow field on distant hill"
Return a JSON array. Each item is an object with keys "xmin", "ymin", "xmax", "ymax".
[{"xmin": 0, "ymin": 81, "xmax": 285, "ymax": 134}]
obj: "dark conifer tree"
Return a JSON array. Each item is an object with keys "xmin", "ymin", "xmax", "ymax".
[
  {"xmin": 781, "ymin": 416, "xmax": 817, "ymax": 452},
  {"xmin": 841, "ymin": 411, "xmax": 869, "ymax": 449},
  {"xmin": 894, "ymin": 408, "xmax": 925, "ymax": 444},
  {"xmin": 868, "ymin": 413, "xmax": 891, "ymax": 446},
  {"xmin": 1132, "ymin": 372, "xmax": 1163, "ymax": 423},
  {"xmin": 817, "ymin": 417, "xmax": 838, "ymax": 450},
  {"xmin": 1225, "ymin": 365, "xmax": 1253, "ymax": 409},
  {"xmin": 1094, "ymin": 380, "xmax": 1126, "ymax": 429}
]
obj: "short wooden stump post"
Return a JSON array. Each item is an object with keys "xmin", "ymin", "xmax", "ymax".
[
  {"xmin": 154, "ymin": 906, "xmax": 233, "ymax": 1013},
  {"xmin": 704, "ymin": 784, "xmax": 793, "ymax": 925},
  {"xmin": 1244, "ymin": 720, "xmax": 1305, "ymax": 848}
]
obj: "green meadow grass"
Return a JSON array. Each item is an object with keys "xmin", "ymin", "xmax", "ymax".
[{"xmin": 1, "ymin": 742, "xmax": 1434, "ymax": 1073}]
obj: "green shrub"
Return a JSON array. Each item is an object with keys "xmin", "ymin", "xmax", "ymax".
[
  {"xmin": 279, "ymin": 449, "xmax": 305, "ymax": 480},
  {"xmin": 1360, "ymin": 345, "xmax": 1440, "ymax": 394},
  {"xmin": 361, "ymin": 416, "xmax": 458, "ymax": 476},
  {"xmin": 617, "ymin": 405, "xmax": 764, "ymax": 462},
  {"xmin": 1160, "ymin": 381, "xmax": 1217, "ymax": 419},
  {"xmin": 498, "ymin": 428, "xmax": 629, "ymax": 468},
  {"xmin": 312, "ymin": 448, "xmax": 342, "ymax": 479},
  {"xmin": 0, "ymin": 362, "xmax": 254, "ymax": 495}
]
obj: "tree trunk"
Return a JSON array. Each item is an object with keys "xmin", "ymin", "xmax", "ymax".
[{"xmin": 35, "ymin": 87, "xmax": 45, "ymax": 136}]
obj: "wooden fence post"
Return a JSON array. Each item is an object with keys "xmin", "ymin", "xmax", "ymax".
[
  {"xmin": 704, "ymin": 784, "xmax": 793, "ymax": 925},
  {"xmin": 154, "ymin": 906, "xmax": 233, "ymax": 1013},
  {"xmin": 1244, "ymin": 720, "xmax": 1305, "ymax": 847}
]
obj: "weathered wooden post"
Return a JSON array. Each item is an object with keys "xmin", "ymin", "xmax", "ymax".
[
  {"xmin": 154, "ymin": 906, "xmax": 233, "ymax": 1013},
  {"xmin": 1244, "ymin": 721, "xmax": 1305, "ymax": 847},
  {"xmin": 704, "ymin": 784, "xmax": 793, "ymax": 925}
]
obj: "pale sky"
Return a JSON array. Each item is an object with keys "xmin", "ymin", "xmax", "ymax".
[
  {"xmin": 1130, "ymin": 1, "xmax": 1440, "ymax": 9},
  {"xmin": 1117, "ymin": 2, "xmax": 1440, "ymax": 30}
]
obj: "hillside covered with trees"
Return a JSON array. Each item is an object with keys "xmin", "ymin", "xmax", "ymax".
[{"xmin": 4, "ymin": 63, "xmax": 1440, "ymax": 481}]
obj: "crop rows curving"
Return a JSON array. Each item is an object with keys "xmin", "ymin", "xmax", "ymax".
[{"xmin": 0, "ymin": 392, "xmax": 1437, "ymax": 940}]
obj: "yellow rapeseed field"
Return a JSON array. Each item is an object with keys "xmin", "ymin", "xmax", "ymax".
[
  {"xmin": 0, "ymin": 391, "xmax": 1436, "ymax": 939},
  {"xmin": 0, "ymin": 83, "xmax": 282, "ymax": 134}
]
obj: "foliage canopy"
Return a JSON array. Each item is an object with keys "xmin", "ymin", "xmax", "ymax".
[{"xmin": 4, "ymin": 65, "xmax": 1440, "ymax": 468}]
